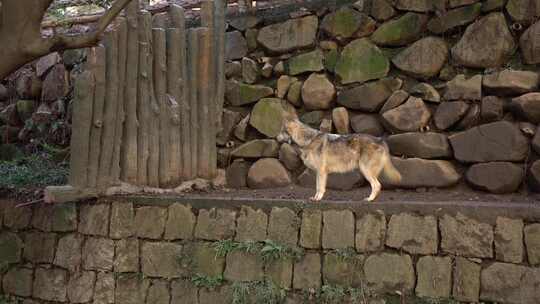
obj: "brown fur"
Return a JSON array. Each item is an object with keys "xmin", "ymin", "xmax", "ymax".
[{"xmin": 277, "ymin": 110, "xmax": 401, "ymax": 202}]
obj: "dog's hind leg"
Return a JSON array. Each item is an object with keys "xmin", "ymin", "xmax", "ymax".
[{"xmin": 359, "ymin": 157, "xmax": 385, "ymax": 202}]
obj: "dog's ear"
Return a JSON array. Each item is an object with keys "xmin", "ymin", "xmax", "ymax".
[{"xmin": 281, "ymin": 101, "xmax": 298, "ymax": 121}]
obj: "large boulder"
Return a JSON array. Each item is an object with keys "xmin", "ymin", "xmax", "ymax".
[
  {"xmin": 301, "ymin": 73, "xmax": 335, "ymax": 110},
  {"xmin": 247, "ymin": 158, "xmax": 291, "ymax": 189},
  {"xmin": 225, "ymin": 31, "xmax": 248, "ymax": 60},
  {"xmin": 443, "ymin": 74, "xmax": 482, "ymax": 101},
  {"xmin": 381, "ymin": 97, "xmax": 432, "ymax": 132},
  {"xmin": 257, "ymin": 15, "xmax": 318, "ymax": 53},
  {"xmin": 510, "ymin": 93, "xmax": 540, "ymax": 123},
  {"xmin": 297, "ymin": 169, "xmax": 365, "ymax": 190},
  {"xmin": 335, "ymin": 38, "xmax": 390, "ymax": 85},
  {"xmin": 392, "ymin": 37, "xmax": 449, "ymax": 79},
  {"xmin": 231, "ymin": 140, "xmax": 279, "ymax": 158},
  {"xmin": 449, "ymin": 121, "xmax": 529, "ymax": 163},
  {"xmin": 434, "ymin": 101, "xmax": 470, "ymax": 130},
  {"xmin": 225, "ymin": 80, "xmax": 273, "ymax": 106},
  {"xmin": 427, "ymin": 3, "xmax": 482, "ymax": 34},
  {"xmin": 350, "ymin": 114, "xmax": 384, "ymax": 136},
  {"xmin": 466, "ymin": 162, "xmax": 523, "ymax": 194},
  {"xmin": 387, "ymin": 132, "xmax": 452, "ymax": 159},
  {"xmin": 337, "ymin": 78, "xmax": 402, "ymax": 111},
  {"xmin": 370, "ymin": 13, "xmax": 429, "ymax": 46},
  {"xmin": 381, "ymin": 157, "xmax": 461, "ymax": 188},
  {"xmin": 320, "ymin": 7, "xmax": 363, "ymax": 39},
  {"xmin": 287, "ymin": 50, "xmax": 324, "ymax": 76},
  {"xmin": 249, "ymin": 98, "xmax": 285, "ymax": 138},
  {"xmin": 506, "ymin": 0, "xmax": 540, "ymax": 24},
  {"xmin": 483, "ymin": 70, "xmax": 539, "ymax": 95},
  {"xmin": 520, "ymin": 20, "xmax": 540, "ymax": 64},
  {"xmin": 451, "ymin": 13, "xmax": 515, "ymax": 68}
]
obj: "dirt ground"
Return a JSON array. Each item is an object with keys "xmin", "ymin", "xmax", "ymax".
[{"xmin": 189, "ymin": 184, "xmax": 540, "ymax": 204}]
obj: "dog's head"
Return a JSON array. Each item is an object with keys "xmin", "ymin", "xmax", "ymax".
[{"xmin": 277, "ymin": 104, "xmax": 299, "ymax": 144}]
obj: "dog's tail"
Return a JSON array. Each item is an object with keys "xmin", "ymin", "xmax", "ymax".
[{"xmin": 381, "ymin": 151, "xmax": 402, "ymax": 183}]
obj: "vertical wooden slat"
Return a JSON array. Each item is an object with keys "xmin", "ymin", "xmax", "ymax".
[
  {"xmin": 87, "ymin": 46, "xmax": 106, "ymax": 189},
  {"xmin": 121, "ymin": 1, "xmax": 140, "ymax": 183},
  {"xmin": 146, "ymin": 20, "xmax": 160, "ymax": 188},
  {"xmin": 111, "ymin": 18, "xmax": 127, "ymax": 184},
  {"xmin": 69, "ymin": 70, "xmax": 94, "ymax": 188},
  {"xmin": 197, "ymin": 27, "xmax": 212, "ymax": 178},
  {"xmin": 137, "ymin": 11, "xmax": 151, "ymax": 186},
  {"xmin": 153, "ymin": 28, "xmax": 170, "ymax": 187},
  {"xmin": 187, "ymin": 28, "xmax": 200, "ymax": 179},
  {"xmin": 214, "ymin": 0, "xmax": 227, "ymax": 141},
  {"xmin": 166, "ymin": 28, "xmax": 183, "ymax": 184},
  {"xmin": 97, "ymin": 29, "xmax": 119, "ymax": 189}
]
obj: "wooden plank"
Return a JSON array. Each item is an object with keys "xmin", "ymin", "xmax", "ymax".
[
  {"xmin": 146, "ymin": 18, "xmax": 160, "ymax": 188},
  {"xmin": 136, "ymin": 11, "xmax": 152, "ymax": 186},
  {"xmin": 197, "ymin": 27, "xmax": 212, "ymax": 178},
  {"xmin": 97, "ymin": 29, "xmax": 119, "ymax": 189},
  {"xmin": 44, "ymin": 185, "xmax": 99, "ymax": 204},
  {"xmin": 111, "ymin": 18, "xmax": 127, "ymax": 184},
  {"xmin": 120, "ymin": 1, "xmax": 140, "ymax": 184},
  {"xmin": 187, "ymin": 28, "xmax": 200, "ymax": 179},
  {"xmin": 87, "ymin": 46, "xmax": 106, "ymax": 189},
  {"xmin": 166, "ymin": 28, "xmax": 183, "ymax": 185},
  {"xmin": 153, "ymin": 28, "xmax": 171, "ymax": 187},
  {"xmin": 69, "ymin": 70, "xmax": 94, "ymax": 188},
  {"xmin": 214, "ymin": 0, "xmax": 227, "ymax": 140}
]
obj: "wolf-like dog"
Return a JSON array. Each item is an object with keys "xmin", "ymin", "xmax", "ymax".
[{"xmin": 277, "ymin": 109, "xmax": 401, "ymax": 202}]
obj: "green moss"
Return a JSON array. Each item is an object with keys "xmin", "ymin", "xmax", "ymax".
[
  {"xmin": 371, "ymin": 13, "xmax": 427, "ymax": 46},
  {"xmin": 238, "ymin": 83, "xmax": 273, "ymax": 105},
  {"xmin": 335, "ymin": 38, "xmax": 390, "ymax": 84},
  {"xmin": 321, "ymin": 7, "xmax": 361, "ymax": 38},
  {"xmin": 324, "ymin": 49, "xmax": 339, "ymax": 72},
  {"xmin": 427, "ymin": 3, "xmax": 482, "ymax": 34},
  {"xmin": 287, "ymin": 50, "xmax": 325, "ymax": 76},
  {"xmin": 250, "ymin": 98, "xmax": 285, "ymax": 138}
]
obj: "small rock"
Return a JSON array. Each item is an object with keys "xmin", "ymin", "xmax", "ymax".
[
  {"xmin": 371, "ymin": 13, "xmax": 429, "ymax": 46},
  {"xmin": 332, "ymin": 107, "xmax": 351, "ymax": 134},
  {"xmin": 273, "ymin": 61, "xmax": 285, "ymax": 76},
  {"xmin": 247, "ymin": 158, "xmax": 291, "ymax": 189},
  {"xmin": 451, "ymin": 13, "xmax": 515, "ymax": 68},
  {"xmin": 41, "ymin": 64, "xmax": 68, "ymax": 102},
  {"xmin": 355, "ymin": 13, "xmax": 378, "ymax": 37},
  {"xmin": 370, "ymin": 0, "xmax": 396, "ymax": 21},
  {"xmin": 449, "ymin": 121, "xmax": 529, "ymax": 163},
  {"xmin": 466, "ymin": 162, "xmax": 523, "ymax": 194},
  {"xmin": 410, "ymin": 82, "xmax": 441, "ymax": 102},
  {"xmin": 225, "ymin": 80, "xmax": 273, "ymax": 106},
  {"xmin": 381, "ymin": 96, "xmax": 432, "ymax": 132},
  {"xmin": 381, "ymin": 157, "xmax": 460, "ymax": 188},
  {"xmin": 257, "ymin": 15, "xmax": 318, "ymax": 53},
  {"xmin": 510, "ymin": 92, "xmax": 540, "ymax": 123},
  {"xmin": 226, "ymin": 160, "xmax": 251, "ymax": 188},
  {"xmin": 483, "ymin": 70, "xmax": 539, "ymax": 95},
  {"xmin": 231, "ymin": 139, "xmax": 279, "ymax": 158},
  {"xmin": 225, "ymin": 61, "xmax": 242, "ymax": 79},
  {"xmin": 395, "ymin": 0, "xmax": 436, "ymax": 12},
  {"xmin": 440, "ymin": 212, "xmax": 494, "ymax": 258},
  {"xmin": 277, "ymin": 75, "xmax": 294, "ymax": 99},
  {"xmin": 217, "ymin": 109, "xmax": 243, "ymax": 146},
  {"xmin": 337, "ymin": 78, "xmax": 402, "ymax": 111},
  {"xmin": 261, "ymin": 62, "xmax": 273, "ymax": 78},
  {"xmin": 16, "ymin": 73, "xmax": 42, "ymax": 99},
  {"xmin": 321, "ymin": 7, "xmax": 363, "ymax": 39},
  {"xmin": 449, "ymin": 0, "xmax": 480, "ymax": 7},
  {"xmin": 287, "ymin": 80, "xmax": 303, "ymax": 107},
  {"xmin": 36, "ymin": 53, "xmax": 61, "ymax": 77},
  {"xmin": 481, "ymin": 96, "xmax": 505, "ymax": 122},
  {"xmin": 439, "ymin": 64, "xmax": 457, "ymax": 81},
  {"xmin": 287, "ymin": 50, "xmax": 324, "ymax": 76},
  {"xmin": 335, "ymin": 38, "xmax": 390, "ymax": 85},
  {"xmin": 229, "ymin": 14, "xmax": 260, "ymax": 31},
  {"xmin": 520, "ymin": 20, "xmax": 540, "ymax": 64},
  {"xmin": 387, "ymin": 132, "xmax": 452, "ymax": 159},
  {"xmin": 319, "ymin": 118, "xmax": 333, "ymax": 133},
  {"xmin": 62, "ymin": 49, "xmax": 86, "ymax": 69},
  {"xmin": 225, "ymin": 31, "xmax": 248, "ymax": 60},
  {"xmin": 279, "ymin": 143, "xmax": 302, "ymax": 171},
  {"xmin": 454, "ymin": 103, "xmax": 481, "ymax": 130},
  {"xmin": 506, "ymin": 0, "xmax": 540, "ymax": 23},
  {"xmin": 242, "ymin": 57, "xmax": 260, "ymax": 84},
  {"xmin": 300, "ymin": 111, "xmax": 325, "ymax": 128},
  {"xmin": 392, "ymin": 37, "xmax": 449, "ymax": 79},
  {"xmin": 350, "ymin": 114, "xmax": 384, "ymax": 136},
  {"xmin": 434, "ymin": 101, "xmax": 470, "ymax": 130},
  {"xmin": 380, "ymin": 90, "xmax": 409, "ymax": 113},
  {"xmin": 301, "ymin": 73, "xmax": 335, "ymax": 110},
  {"xmin": 428, "ymin": 3, "xmax": 482, "ymax": 34},
  {"xmin": 444, "ymin": 74, "xmax": 482, "ymax": 101}
]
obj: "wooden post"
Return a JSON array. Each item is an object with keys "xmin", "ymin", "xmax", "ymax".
[
  {"xmin": 137, "ymin": 11, "xmax": 151, "ymax": 186},
  {"xmin": 69, "ymin": 70, "xmax": 94, "ymax": 188},
  {"xmin": 111, "ymin": 18, "xmax": 127, "ymax": 184},
  {"xmin": 87, "ymin": 46, "xmax": 106, "ymax": 189},
  {"xmin": 166, "ymin": 28, "xmax": 183, "ymax": 184},
  {"xmin": 187, "ymin": 28, "xmax": 199, "ymax": 179},
  {"xmin": 121, "ymin": 1, "xmax": 140, "ymax": 183},
  {"xmin": 146, "ymin": 20, "xmax": 160, "ymax": 188},
  {"xmin": 153, "ymin": 28, "xmax": 170, "ymax": 187},
  {"xmin": 97, "ymin": 29, "xmax": 119, "ymax": 189},
  {"xmin": 214, "ymin": 0, "xmax": 227, "ymax": 138}
]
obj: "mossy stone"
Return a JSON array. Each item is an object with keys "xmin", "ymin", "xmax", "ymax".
[
  {"xmin": 371, "ymin": 12, "xmax": 428, "ymax": 46},
  {"xmin": 324, "ymin": 49, "xmax": 339, "ymax": 73},
  {"xmin": 287, "ymin": 50, "xmax": 325, "ymax": 76},
  {"xmin": 249, "ymin": 98, "xmax": 285, "ymax": 138},
  {"xmin": 16, "ymin": 100, "xmax": 35, "ymax": 122},
  {"xmin": 335, "ymin": 38, "xmax": 390, "ymax": 84},
  {"xmin": 0, "ymin": 232, "xmax": 23, "ymax": 264},
  {"xmin": 321, "ymin": 7, "xmax": 363, "ymax": 39},
  {"xmin": 226, "ymin": 80, "xmax": 274, "ymax": 106},
  {"xmin": 427, "ymin": 3, "xmax": 482, "ymax": 34}
]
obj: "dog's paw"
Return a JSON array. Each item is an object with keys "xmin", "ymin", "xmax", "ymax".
[{"xmin": 363, "ymin": 197, "xmax": 375, "ymax": 202}]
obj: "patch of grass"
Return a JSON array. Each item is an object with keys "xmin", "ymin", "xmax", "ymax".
[
  {"xmin": 231, "ymin": 280, "xmax": 286, "ymax": 304},
  {"xmin": 260, "ymin": 240, "xmax": 304, "ymax": 262},
  {"xmin": 320, "ymin": 285, "xmax": 347, "ymax": 304},
  {"xmin": 0, "ymin": 154, "xmax": 68, "ymax": 189},
  {"xmin": 191, "ymin": 274, "xmax": 225, "ymax": 290},
  {"xmin": 213, "ymin": 239, "xmax": 240, "ymax": 258},
  {"xmin": 333, "ymin": 247, "xmax": 357, "ymax": 261}
]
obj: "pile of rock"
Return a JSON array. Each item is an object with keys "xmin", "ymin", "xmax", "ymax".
[{"xmin": 220, "ymin": 1, "xmax": 540, "ymax": 194}]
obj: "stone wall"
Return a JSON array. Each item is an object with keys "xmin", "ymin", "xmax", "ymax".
[
  {"xmin": 1, "ymin": 197, "xmax": 540, "ymax": 303},
  {"xmin": 220, "ymin": 0, "xmax": 540, "ymax": 194}
]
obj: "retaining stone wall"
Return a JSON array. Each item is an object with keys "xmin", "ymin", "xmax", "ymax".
[
  {"xmin": 1, "ymin": 198, "xmax": 540, "ymax": 303},
  {"xmin": 221, "ymin": 0, "xmax": 540, "ymax": 195}
]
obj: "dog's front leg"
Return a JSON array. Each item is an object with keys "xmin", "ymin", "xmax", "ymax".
[
  {"xmin": 312, "ymin": 171, "xmax": 327, "ymax": 201},
  {"xmin": 310, "ymin": 172, "xmax": 320, "ymax": 201}
]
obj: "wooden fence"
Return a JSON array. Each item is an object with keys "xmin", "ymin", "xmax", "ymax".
[{"xmin": 46, "ymin": 0, "xmax": 225, "ymax": 203}]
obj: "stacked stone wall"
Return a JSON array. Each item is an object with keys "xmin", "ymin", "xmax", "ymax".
[
  {"xmin": 221, "ymin": 0, "xmax": 540, "ymax": 195},
  {"xmin": 1, "ymin": 198, "xmax": 540, "ymax": 303}
]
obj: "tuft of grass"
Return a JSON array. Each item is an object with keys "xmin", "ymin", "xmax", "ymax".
[
  {"xmin": 191, "ymin": 274, "xmax": 225, "ymax": 290},
  {"xmin": 260, "ymin": 240, "xmax": 304, "ymax": 262},
  {"xmin": 231, "ymin": 280, "xmax": 286, "ymax": 304},
  {"xmin": 0, "ymin": 154, "xmax": 68, "ymax": 189}
]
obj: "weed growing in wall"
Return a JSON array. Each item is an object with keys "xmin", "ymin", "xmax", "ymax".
[
  {"xmin": 212, "ymin": 239, "xmax": 304, "ymax": 262},
  {"xmin": 232, "ymin": 280, "xmax": 286, "ymax": 304},
  {"xmin": 191, "ymin": 274, "xmax": 226, "ymax": 290}
]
